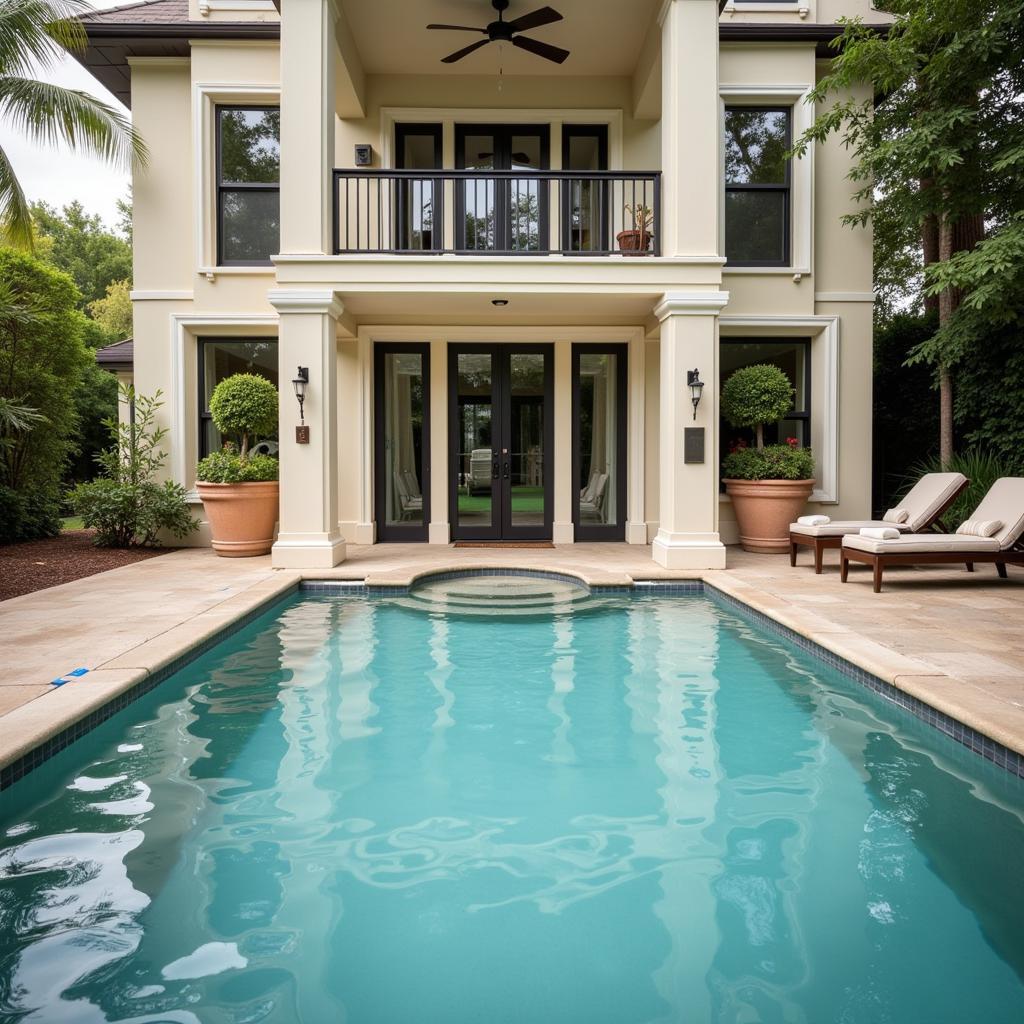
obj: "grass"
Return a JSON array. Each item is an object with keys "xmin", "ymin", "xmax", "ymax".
[
  {"xmin": 457, "ymin": 486, "xmax": 545, "ymax": 515},
  {"xmin": 61, "ymin": 516, "xmax": 85, "ymax": 532}
]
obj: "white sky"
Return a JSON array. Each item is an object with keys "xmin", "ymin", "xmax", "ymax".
[{"xmin": 0, "ymin": 0, "xmax": 132, "ymax": 231}]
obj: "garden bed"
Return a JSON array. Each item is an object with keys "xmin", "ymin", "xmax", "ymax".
[{"xmin": 0, "ymin": 530, "xmax": 172, "ymax": 602}]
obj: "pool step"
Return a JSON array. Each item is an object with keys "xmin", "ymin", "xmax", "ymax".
[{"xmin": 400, "ymin": 575, "xmax": 601, "ymax": 616}]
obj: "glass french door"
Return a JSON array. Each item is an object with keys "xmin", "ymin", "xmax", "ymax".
[
  {"xmin": 455, "ymin": 125, "xmax": 550, "ymax": 253},
  {"xmin": 449, "ymin": 345, "xmax": 553, "ymax": 541}
]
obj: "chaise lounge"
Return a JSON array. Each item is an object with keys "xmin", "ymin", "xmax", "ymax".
[
  {"xmin": 840, "ymin": 477, "xmax": 1024, "ymax": 592},
  {"xmin": 788, "ymin": 472, "xmax": 969, "ymax": 573}
]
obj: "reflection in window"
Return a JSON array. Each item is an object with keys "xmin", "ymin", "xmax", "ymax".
[
  {"xmin": 577, "ymin": 353, "xmax": 620, "ymax": 528},
  {"xmin": 719, "ymin": 340, "xmax": 809, "ymax": 470},
  {"xmin": 217, "ymin": 106, "xmax": 280, "ymax": 264},
  {"xmin": 724, "ymin": 108, "xmax": 791, "ymax": 266},
  {"xmin": 199, "ymin": 339, "xmax": 279, "ymax": 456},
  {"xmin": 382, "ymin": 352, "xmax": 426, "ymax": 528}
]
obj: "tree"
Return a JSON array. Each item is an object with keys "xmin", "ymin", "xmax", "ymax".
[
  {"xmin": 88, "ymin": 278, "xmax": 132, "ymax": 339},
  {"xmin": 0, "ymin": 0, "xmax": 147, "ymax": 248},
  {"xmin": 792, "ymin": 0, "xmax": 1024, "ymax": 467}
]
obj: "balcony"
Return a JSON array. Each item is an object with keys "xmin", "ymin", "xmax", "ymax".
[{"xmin": 332, "ymin": 169, "xmax": 661, "ymax": 257}]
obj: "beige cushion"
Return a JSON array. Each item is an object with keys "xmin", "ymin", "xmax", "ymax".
[
  {"xmin": 967, "ymin": 478, "xmax": 1024, "ymax": 550},
  {"xmin": 883, "ymin": 507, "xmax": 910, "ymax": 524},
  {"xmin": 899, "ymin": 472, "xmax": 969, "ymax": 531},
  {"xmin": 956, "ymin": 519, "xmax": 1003, "ymax": 538},
  {"xmin": 790, "ymin": 520, "xmax": 911, "ymax": 538},
  {"xmin": 843, "ymin": 533, "xmax": 1001, "ymax": 555}
]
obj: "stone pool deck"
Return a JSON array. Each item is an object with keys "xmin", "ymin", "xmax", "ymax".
[{"xmin": 1, "ymin": 543, "xmax": 1022, "ymax": 776}]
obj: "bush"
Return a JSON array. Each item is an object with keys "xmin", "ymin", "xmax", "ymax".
[
  {"xmin": 723, "ymin": 441, "xmax": 815, "ymax": 482},
  {"xmin": 196, "ymin": 445, "xmax": 279, "ymax": 484},
  {"xmin": 905, "ymin": 448, "xmax": 1018, "ymax": 529},
  {"xmin": 720, "ymin": 364, "xmax": 795, "ymax": 449},
  {"xmin": 208, "ymin": 373, "xmax": 278, "ymax": 457},
  {"xmin": 68, "ymin": 385, "xmax": 198, "ymax": 547},
  {"xmin": 0, "ymin": 485, "xmax": 62, "ymax": 544}
]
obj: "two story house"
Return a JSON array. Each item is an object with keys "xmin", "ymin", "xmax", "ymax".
[{"xmin": 79, "ymin": 0, "xmax": 884, "ymax": 569}]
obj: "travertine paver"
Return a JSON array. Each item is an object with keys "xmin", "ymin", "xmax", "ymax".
[{"xmin": 1, "ymin": 543, "xmax": 1022, "ymax": 768}]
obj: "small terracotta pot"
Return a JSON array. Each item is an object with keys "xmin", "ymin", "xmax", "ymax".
[
  {"xmin": 196, "ymin": 481, "xmax": 280, "ymax": 557},
  {"xmin": 616, "ymin": 229, "xmax": 652, "ymax": 254},
  {"xmin": 723, "ymin": 478, "xmax": 815, "ymax": 553}
]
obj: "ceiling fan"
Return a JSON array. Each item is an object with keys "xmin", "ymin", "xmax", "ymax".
[{"xmin": 427, "ymin": 1, "xmax": 570, "ymax": 66}]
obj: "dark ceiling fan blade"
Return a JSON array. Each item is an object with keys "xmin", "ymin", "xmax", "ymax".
[
  {"xmin": 506, "ymin": 6, "xmax": 563, "ymax": 33},
  {"xmin": 442, "ymin": 38, "xmax": 493, "ymax": 63},
  {"xmin": 426, "ymin": 24, "xmax": 488, "ymax": 32},
  {"xmin": 512, "ymin": 34, "xmax": 570, "ymax": 64}
]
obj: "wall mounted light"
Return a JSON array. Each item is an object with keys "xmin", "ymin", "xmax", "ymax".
[
  {"xmin": 293, "ymin": 366, "xmax": 310, "ymax": 444},
  {"xmin": 491, "ymin": 298, "xmax": 509, "ymax": 307},
  {"xmin": 687, "ymin": 368, "xmax": 705, "ymax": 421}
]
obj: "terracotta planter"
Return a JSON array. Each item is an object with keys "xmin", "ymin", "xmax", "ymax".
[
  {"xmin": 723, "ymin": 478, "xmax": 815, "ymax": 553},
  {"xmin": 616, "ymin": 229, "xmax": 652, "ymax": 254},
  {"xmin": 196, "ymin": 481, "xmax": 279, "ymax": 557}
]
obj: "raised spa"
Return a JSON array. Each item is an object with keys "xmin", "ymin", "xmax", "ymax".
[{"xmin": 1, "ymin": 580, "xmax": 1022, "ymax": 1023}]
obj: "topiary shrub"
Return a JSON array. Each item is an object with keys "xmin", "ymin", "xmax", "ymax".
[
  {"xmin": 208, "ymin": 373, "xmax": 278, "ymax": 459},
  {"xmin": 720, "ymin": 363, "xmax": 795, "ymax": 450},
  {"xmin": 196, "ymin": 445, "xmax": 280, "ymax": 484}
]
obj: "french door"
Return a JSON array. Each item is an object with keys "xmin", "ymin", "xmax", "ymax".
[{"xmin": 449, "ymin": 345, "xmax": 553, "ymax": 541}]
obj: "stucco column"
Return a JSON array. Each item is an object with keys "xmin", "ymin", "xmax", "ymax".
[
  {"xmin": 428, "ymin": 339, "xmax": 450, "ymax": 545},
  {"xmin": 269, "ymin": 290, "xmax": 346, "ymax": 568},
  {"xmin": 553, "ymin": 340, "xmax": 574, "ymax": 544},
  {"xmin": 660, "ymin": 0, "xmax": 720, "ymax": 257},
  {"xmin": 652, "ymin": 293, "xmax": 729, "ymax": 570},
  {"xmin": 279, "ymin": 0, "xmax": 336, "ymax": 255}
]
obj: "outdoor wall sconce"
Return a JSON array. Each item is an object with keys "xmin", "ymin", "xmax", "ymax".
[
  {"xmin": 687, "ymin": 368, "xmax": 705, "ymax": 421},
  {"xmin": 293, "ymin": 366, "xmax": 310, "ymax": 444}
]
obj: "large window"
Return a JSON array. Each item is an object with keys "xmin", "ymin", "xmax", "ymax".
[
  {"xmin": 198, "ymin": 338, "xmax": 279, "ymax": 457},
  {"xmin": 720, "ymin": 339, "xmax": 809, "ymax": 470},
  {"xmin": 724, "ymin": 107, "xmax": 791, "ymax": 266},
  {"xmin": 217, "ymin": 106, "xmax": 280, "ymax": 265}
]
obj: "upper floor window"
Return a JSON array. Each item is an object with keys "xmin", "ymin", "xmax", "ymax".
[
  {"xmin": 217, "ymin": 106, "xmax": 280, "ymax": 266},
  {"xmin": 724, "ymin": 107, "xmax": 791, "ymax": 267}
]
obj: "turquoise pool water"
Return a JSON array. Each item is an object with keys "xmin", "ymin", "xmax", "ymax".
[{"xmin": 2, "ymin": 579, "xmax": 1023, "ymax": 1023}]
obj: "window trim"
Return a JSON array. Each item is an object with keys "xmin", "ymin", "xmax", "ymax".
[{"xmin": 723, "ymin": 105, "xmax": 792, "ymax": 268}]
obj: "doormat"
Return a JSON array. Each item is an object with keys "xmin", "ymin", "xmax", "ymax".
[{"xmin": 453, "ymin": 542, "xmax": 556, "ymax": 549}]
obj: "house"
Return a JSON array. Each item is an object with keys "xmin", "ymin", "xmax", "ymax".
[{"xmin": 77, "ymin": 0, "xmax": 886, "ymax": 569}]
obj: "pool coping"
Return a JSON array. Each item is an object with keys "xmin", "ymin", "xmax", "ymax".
[{"xmin": 2, "ymin": 565, "xmax": 1023, "ymax": 792}]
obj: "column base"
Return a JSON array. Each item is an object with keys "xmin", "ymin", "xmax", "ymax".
[
  {"xmin": 340, "ymin": 521, "xmax": 375, "ymax": 545},
  {"xmin": 552, "ymin": 521, "xmax": 574, "ymax": 544},
  {"xmin": 625, "ymin": 521, "xmax": 649, "ymax": 545},
  {"xmin": 429, "ymin": 523, "xmax": 451, "ymax": 545},
  {"xmin": 271, "ymin": 534, "xmax": 347, "ymax": 569},
  {"xmin": 652, "ymin": 531, "xmax": 727, "ymax": 569}
]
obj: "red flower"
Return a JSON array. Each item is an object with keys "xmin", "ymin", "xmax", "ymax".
[{"xmin": 786, "ymin": 437, "xmax": 799, "ymax": 448}]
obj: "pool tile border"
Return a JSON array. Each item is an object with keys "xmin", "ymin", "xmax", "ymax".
[{"xmin": 3, "ymin": 571, "xmax": 1021, "ymax": 792}]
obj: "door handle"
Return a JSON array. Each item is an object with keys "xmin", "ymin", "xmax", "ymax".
[
  {"xmin": 492, "ymin": 458, "xmax": 499, "ymax": 480},
  {"xmin": 503, "ymin": 461, "xmax": 510, "ymax": 480}
]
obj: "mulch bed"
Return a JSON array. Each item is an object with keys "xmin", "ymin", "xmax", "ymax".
[{"xmin": 0, "ymin": 530, "xmax": 173, "ymax": 603}]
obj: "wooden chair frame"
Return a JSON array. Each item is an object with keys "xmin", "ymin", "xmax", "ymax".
[{"xmin": 840, "ymin": 544, "xmax": 1024, "ymax": 593}]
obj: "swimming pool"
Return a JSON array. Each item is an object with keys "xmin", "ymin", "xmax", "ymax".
[{"xmin": 2, "ymin": 578, "xmax": 1022, "ymax": 1023}]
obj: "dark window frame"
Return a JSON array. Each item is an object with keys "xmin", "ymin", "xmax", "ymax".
[
  {"xmin": 394, "ymin": 123, "xmax": 443, "ymax": 252},
  {"xmin": 724, "ymin": 105, "xmax": 792, "ymax": 268},
  {"xmin": 561, "ymin": 124, "xmax": 610, "ymax": 253},
  {"xmin": 572, "ymin": 343, "xmax": 628, "ymax": 542},
  {"xmin": 197, "ymin": 337, "xmax": 279, "ymax": 458},
  {"xmin": 374, "ymin": 342, "xmax": 432, "ymax": 543},
  {"xmin": 216, "ymin": 104, "xmax": 280, "ymax": 267}
]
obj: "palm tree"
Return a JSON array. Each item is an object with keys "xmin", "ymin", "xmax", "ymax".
[{"xmin": 0, "ymin": 0, "xmax": 147, "ymax": 248}]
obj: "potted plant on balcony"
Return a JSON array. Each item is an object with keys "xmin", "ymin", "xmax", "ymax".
[
  {"xmin": 618, "ymin": 203, "xmax": 653, "ymax": 254},
  {"xmin": 195, "ymin": 373, "xmax": 280, "ymax": 557},
  {"xmin": 721, "ymin": 364, "xmax": 815, "ymax": 553}
]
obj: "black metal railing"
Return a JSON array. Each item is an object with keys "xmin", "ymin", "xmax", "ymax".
[{"xmin": 332, "ymin": 169, "xmax": 661, "ymax": 256}]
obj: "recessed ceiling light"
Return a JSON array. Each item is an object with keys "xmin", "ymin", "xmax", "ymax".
[{"xmin": 492, "ymin": 299, "xmax": 509, "ymax": 306}]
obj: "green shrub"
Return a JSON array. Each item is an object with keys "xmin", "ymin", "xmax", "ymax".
[
  {"xmin": 196, "ymin": 445, "xmax": 279, "ymax": 484},
  {"xmin": 720, "ymin": 364, "xmax": 795, "ymax": 449},
  {"xmin": 0, "ymin": 485, "xmax": 62, "ymax": 543},
  {"xmin": 723, "ymin": 442, "xmax": 815, "ymax": 482},
  {"xmin": 906, "ymin": 448, "xmax": 1018, "ymax": 529},
  {"xmin": 208, "ymin": 373, "xmax": 278, "ymax": 458},
  {"xmin": 68, "ymin": 385, "xmax": 198, "ymax": 547}
]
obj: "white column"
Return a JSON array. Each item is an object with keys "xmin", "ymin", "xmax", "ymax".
[
  {"xmin": 660, "ymin": 0, "xmax": 721, "ymax": 258},
  {"xmin": 625, "ymin": 332, "xmax": 647, "ymax": 544},
  {"xmin": 552, "ymin": 340, "xmax": 574, "ymax": 544},
  {"xmin": 652, "ymin": 294, "xmax": 729, "ymax": 570},
  {"xmin": 269, "ymin": 291, "xmax": 346, "ymax": 568},
  {"xmin": 428, "ymin": 339, "xmax": 450, "ymax": 545},
  {"xmin": 279, "ymin": 0, "xmax": 336, "ymax": 256}
]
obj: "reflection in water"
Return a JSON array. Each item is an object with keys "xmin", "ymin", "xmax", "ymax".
[{"xmin": 0, "ymin": 593, "xmax": 1023, "ymax": 1024}]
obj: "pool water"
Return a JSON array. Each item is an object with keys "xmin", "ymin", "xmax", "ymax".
[{"xmin": 2, "ymin": 581, "xmax": 1023, "ymax": 1023}]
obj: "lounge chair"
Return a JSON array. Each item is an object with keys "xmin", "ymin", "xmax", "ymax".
[
  {"xmin": 789, "ymin": 471, "xmax": 968, "ymax": 573},
  {"xmin": 840, "ymin": 477, "xmax": 1024, "ymax": 592}
]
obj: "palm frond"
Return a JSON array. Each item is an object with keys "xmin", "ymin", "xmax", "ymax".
[
  {"xmin": 0, "ymin": 397, "xmax": 47, "ymax": 435},
  {"xmin": 0, "ymin": 143, "xmax": 34, "ymax": 248},
  {"xmin": 0, "ymin": 76, "xmax": 149, "ymax": 168},
  {"xmin": 0, "ymin": 0, "xmax": 90, "ymax": 76}
]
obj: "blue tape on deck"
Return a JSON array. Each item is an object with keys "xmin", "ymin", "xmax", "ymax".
[
  {"xmin": 67, "ymin": 668, "xmax": 89, "ymax": 678},
  {"xmin": 51, "ymin": 668, "xmax": 90, "ymax": 686}
]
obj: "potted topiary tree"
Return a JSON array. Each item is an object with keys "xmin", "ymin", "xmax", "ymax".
[
  {"xmin": 720, "ymin": 364, "xmax": 815, "ymax": 553},
  {"xmin": 195, "ymin": 373, "xmax": 280, "ymax": 557}
]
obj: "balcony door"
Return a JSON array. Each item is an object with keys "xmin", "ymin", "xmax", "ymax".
[
  {"xmin": 455, "ymin": 125, "xmax": 550, "ymax": 253},
  {"xmin": 449, "ymin": 345, "xmax": 553, "ymax": 541}
]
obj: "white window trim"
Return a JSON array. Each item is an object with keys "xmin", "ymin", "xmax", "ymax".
[
  {"xmin": 719, "ymin": 315, "xmax": 839, "ymax": 504},
  {"xmin": 198, "ymin": 0, "xmax": 276, "ymax": 14},
  {"xmin": 722, "ymin": 2, "xmax": 813, "ymax": 16},
  {"xmin": 193, "ymin": 83, "xmax": 280, "ymax": 276},
  {"xmin": 720, "ymin": 85, "xmax": 815, "ymax": 276}
]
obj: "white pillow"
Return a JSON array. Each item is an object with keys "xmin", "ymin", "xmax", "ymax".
[
  {"xmin": 956, "ymin": 519, "xmax": 1003, "ymax": 538},
  {"xmin": 883, "ymin": 507, "xmax": 910, "ymax": 524}
]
